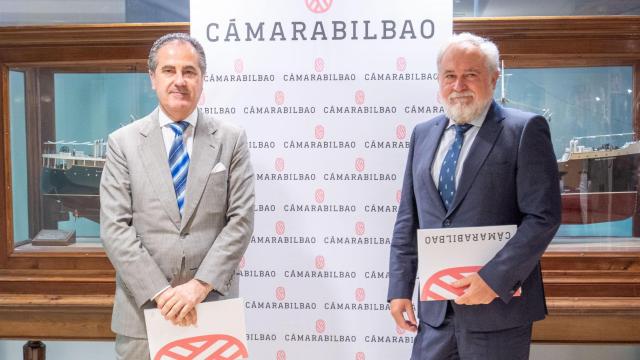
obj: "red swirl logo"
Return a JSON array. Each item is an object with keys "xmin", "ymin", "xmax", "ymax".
[
  {"xmin": 355, "ymin": 221, "xmax": 365, "ymax": 236},
  {"xmin": 314, "ymin": 57, "xmax": 325, "ymax": 72},
  {"xmin": 275, "ymin": 286, "xmax": 286, "ymax": 301},
  {"xmin": 315, "ymin": 255, "xmax": 325, "ymax": 270},
  {"xmin": 275, "ymin": 157, "xmax": 285, "ymax": 172},
  {"xmin": 239, "ymin": 256, "xmax": 246, "ymax": 270},
  {"xmin": 396, "ymin": 124, "xmax": 407, "ymax": 140},
  {"xmin": 396, "ymin": 325, "xmax": 406, "ymax": 335},
  {"xmin": 315, "ymin": 188, "xmax": 325, "ymax": 203},
  {"xmin": 396, "ymin": 190, "xmax": 402, "ymax": 204},
  {"xmin": 356, "ymin": 352, "xmax": 366, "ymax": 360},
  {"xmin": 276, "ymin": 350, "xmax": 286, "ymax": 360},
  {"xmin": 305, "ymin": 0, "xmax": 333, "ymax": 13},
  {"xmin": 275, "ymin": 221, "xmax": 286, "ymax": 235},
  {"xmin": 396, "ymin": 57, "xmax": 407, "ymax": 72},
  {"xmin": 355, "ymin": 288, "xmax": 366, "ymax": 302},
  {"xmin": 154, "ymin": 334, "xmax": 248, "ymax": 360},
  {"xmin": 421, "ymin": 266, "xmax": 481, "ymax": 301},
  {"xmin": 234, "ymin": 58, "xmax": 244, "ymax": 74},
  {"xmin": 275, "ymin": 90, "xmax": 285, "ymax": 105},
  {"xmin": 355, "ymin": 157, "xmax": 365, "ymax": 172},
  {"xmin": 355, "ymin": 90, "xmax": 365, "ymax": 105},
  {"xmin": 314, "ymin": 124, "xmax": 325, "ymax": 140},
  {"xmin": 198, "ymin": 93, "xmax": 206, "ymax": 106},
  {"xmin": 315, "ymin": 319, "xmax": 326, "ymax": 333}
]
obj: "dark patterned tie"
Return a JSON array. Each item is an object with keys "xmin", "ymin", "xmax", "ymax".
[
  {"xmin": 167, "ymin": 121, "xmax": 190, "ymax": 216},
  {"xmin": 438, "ymin": 124, "xmax": 473, "ymax": 210}
]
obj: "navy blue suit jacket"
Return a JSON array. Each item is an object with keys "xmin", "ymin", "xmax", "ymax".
[{"xmin": 388, "ymin": 101, "xmax": 561, "ymax": 331}]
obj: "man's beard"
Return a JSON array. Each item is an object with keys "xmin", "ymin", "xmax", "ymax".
[{"xmin": 442, "ymin": 91, "xmax": 490, "ymax": 124}]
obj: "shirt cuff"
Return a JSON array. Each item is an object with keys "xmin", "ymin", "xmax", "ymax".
[{"xmin": 151, "ymin": 285, "xmax": 171, "ymax": 302}]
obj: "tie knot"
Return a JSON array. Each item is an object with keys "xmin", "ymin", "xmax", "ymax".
[
  {"xmin": 454, "ymin": 123, "xmax": 473, "ymax": 136},
  {"xmin": 168, "ymin": 121, "xmax": 189, "ymax": 135}
]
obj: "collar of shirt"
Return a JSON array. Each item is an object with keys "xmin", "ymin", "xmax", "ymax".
[
  {"xmin": 158, "ymin": 107, "xmax": 198, "ymax": 157},
  {"xmin": 431, "ymin": 101, "xmax": 492, "ymax": 190},
  {"xmin": 158, "ymin": 107, "xmax": 198, "ymax": 129}
]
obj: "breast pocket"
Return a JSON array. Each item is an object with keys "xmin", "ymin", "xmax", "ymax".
[{"xmin": 202, "ymin": 169, "xmax": 228, "ymax": 213}]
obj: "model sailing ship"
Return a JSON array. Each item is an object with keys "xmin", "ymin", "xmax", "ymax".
[{"xmin": 40, "ymin": 140, "xmax": 106, "ymax": 223}]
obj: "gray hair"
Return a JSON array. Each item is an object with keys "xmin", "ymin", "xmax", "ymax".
[
  {"xmin": 148, "ymin": 33, "xmax": 207, "ymax": 74},
  {"xmin": 437, "ymin": 32, "xmax": 500, "ymax": 74}
]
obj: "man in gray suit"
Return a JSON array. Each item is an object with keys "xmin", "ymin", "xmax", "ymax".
[
  {"xmin": 388, "ymin": 33, "xmax": 561, "ymax": 359},
  {"xmin": 100, "ymin": 33, "xmax": 254, "ymax": 359}
]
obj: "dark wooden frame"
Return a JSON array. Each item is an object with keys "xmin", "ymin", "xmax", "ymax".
[{"xmin": 0, "ymin": 18, "xmax": 639, "ymax": 343}]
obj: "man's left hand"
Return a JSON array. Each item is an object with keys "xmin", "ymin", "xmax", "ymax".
[
  {"xmin": 452, "ymin": 273, "xmax": 497, "ymax": 305},
  {"xmin": 156, "ymin": 279, "xmax": 213, "ymax": 325}
]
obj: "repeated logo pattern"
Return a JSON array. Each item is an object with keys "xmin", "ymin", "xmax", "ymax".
[
  {"xmin": 355, "ymin": 90, "xmax": 365, "ymax": 105},
  {"xmin": 315, "ymin": 188, "xmax": 325, "ymax": 203},
  {"xmin": 315, "ymin": 319, "xmax": 327, "ymax": 333},
  {"xmin": 305, "ymin": 0, "xmax": 333, "ymax": 13},
  {"xmin": 234, "ymin": 59, "xmax": 244, "ymax": 74},
  {"xmin": 314, "ymin": 57, "xmax": 325, "ymax": 72}
]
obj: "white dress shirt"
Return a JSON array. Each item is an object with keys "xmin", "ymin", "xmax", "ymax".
[
  {"xmin": 158, "ymin": 108, "xmax": 198, "ymax": 157},
  {"xmin": 431, "ymin": 104, "xmax": 491, "ymax": 189},
  {"xmin": 152, "ymin": 107, "xmax": 198, "ymax": 301}
]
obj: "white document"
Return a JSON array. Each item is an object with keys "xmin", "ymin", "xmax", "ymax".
[
  {"xmin": 144, "ymin": 298, "xmax": 249, "ymax": 360},
  {"xmin": 417, "ymin": 225, "xmax": 518, "ymax": 301}
]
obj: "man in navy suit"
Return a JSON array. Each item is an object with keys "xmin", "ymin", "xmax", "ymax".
[{"xmin": 387, "ymin": 32, "xmax": 561, "ymax": 359}]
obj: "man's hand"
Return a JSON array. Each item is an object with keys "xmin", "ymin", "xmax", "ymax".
[
  {"xmin": 156, "ymin": 279, "xmax": 213, "ymax": 326},
  {"xmin": 389, "ymin": 299, "xmax": 418, "ymax": 333},
  {"xmin": 452, "ymin": 273, "xmax": 497, "ymax": 305}
]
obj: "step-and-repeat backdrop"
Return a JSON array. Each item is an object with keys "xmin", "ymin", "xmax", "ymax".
[{"xmin": 191, "ymin": 1, "xmax": 452, "ymax": 358}]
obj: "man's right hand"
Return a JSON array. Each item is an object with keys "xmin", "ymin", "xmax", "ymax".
[{"xmin": 390, "ymin": 298, "xmax": 418, "ymax": 332}]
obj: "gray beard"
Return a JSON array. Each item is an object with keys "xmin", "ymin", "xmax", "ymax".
[{"xmin": 443, "ymin": 98, "xmax": 491, "ymax": 124}]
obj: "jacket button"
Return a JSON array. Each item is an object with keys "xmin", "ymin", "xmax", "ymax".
[{"xmin": 443, "ymin": 219, "xmax": 451, "ymax": 227}]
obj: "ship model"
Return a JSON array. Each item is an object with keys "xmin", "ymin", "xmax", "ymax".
[
  {"xmin": 40, "ymin": 140, "xmax": 106, "ymax": 223},
  {"xmin": 557, "ymin": 133, "xmax": 639, "ymax": 225}
]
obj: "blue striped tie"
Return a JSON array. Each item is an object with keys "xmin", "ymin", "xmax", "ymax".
[
  {"xmin": 438, "ymin": 124, "xmax": 472, "ymax": 211},
  {"xmin": 168, "ymin": 121, "xmax": 190, "ymax": 216}
]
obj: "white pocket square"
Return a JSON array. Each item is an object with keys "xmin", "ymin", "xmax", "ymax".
[{"xmin": 212, "ymin": 162, "xmax": 227, "ymax": 173}]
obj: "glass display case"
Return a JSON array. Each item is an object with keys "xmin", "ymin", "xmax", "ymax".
[
  {"xmin": 494, "ymin": 66, "xmax": 638, "ymax": 243},
  {"xmin": 9, "ymin": 70, "xmax": 156, "ymax": 246}
]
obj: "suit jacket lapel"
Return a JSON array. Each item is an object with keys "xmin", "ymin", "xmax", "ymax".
[
  {"xmin": 138, "ymin": 109, "xmax": 181, "ymax": 228},
  {"xmin": 447, "ymin": 101, "xmax": 505, "ymax": 216},
  {"xmin": 418, "ymin": 117, "xmax": 448, "ymax": 215},
  {"xmin": 180, "ymin": 110, "xmax": 220, "ymax": 229}
]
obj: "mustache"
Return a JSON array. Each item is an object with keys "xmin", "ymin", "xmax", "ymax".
[{"xmin": 448, "ymin": 91, "xmax": 474, "ymax": 101}]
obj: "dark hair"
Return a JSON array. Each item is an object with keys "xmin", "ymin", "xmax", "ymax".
[{"xmin": 148, "ymin": 33, "xmax": 207, "ymax": 73}]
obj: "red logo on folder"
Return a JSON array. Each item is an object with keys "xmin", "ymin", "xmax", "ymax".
[
  {"xmin": 421, "ymin": 266, "xmax": 522, "ymax": 301},
  {"xmin": 421, "ymin": 266, "xmax": 481, "ymax": 301},
  {"xmin": 154, "ymin": 334, "xmax": 248, "ymax": 360}
]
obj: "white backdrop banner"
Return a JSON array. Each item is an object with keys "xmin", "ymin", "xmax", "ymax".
[{"xmin": 191, "ymin": 1, "xmax": 452, "ymax": 359}]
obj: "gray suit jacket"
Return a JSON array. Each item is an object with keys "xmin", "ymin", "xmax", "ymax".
[
  {"xmin": 388, "ymin": 101, "xmax": 561, "ymax": 332},
  {"xmin": 100, "ymin": 108, "xmax": 254, "ymax": 338}
]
